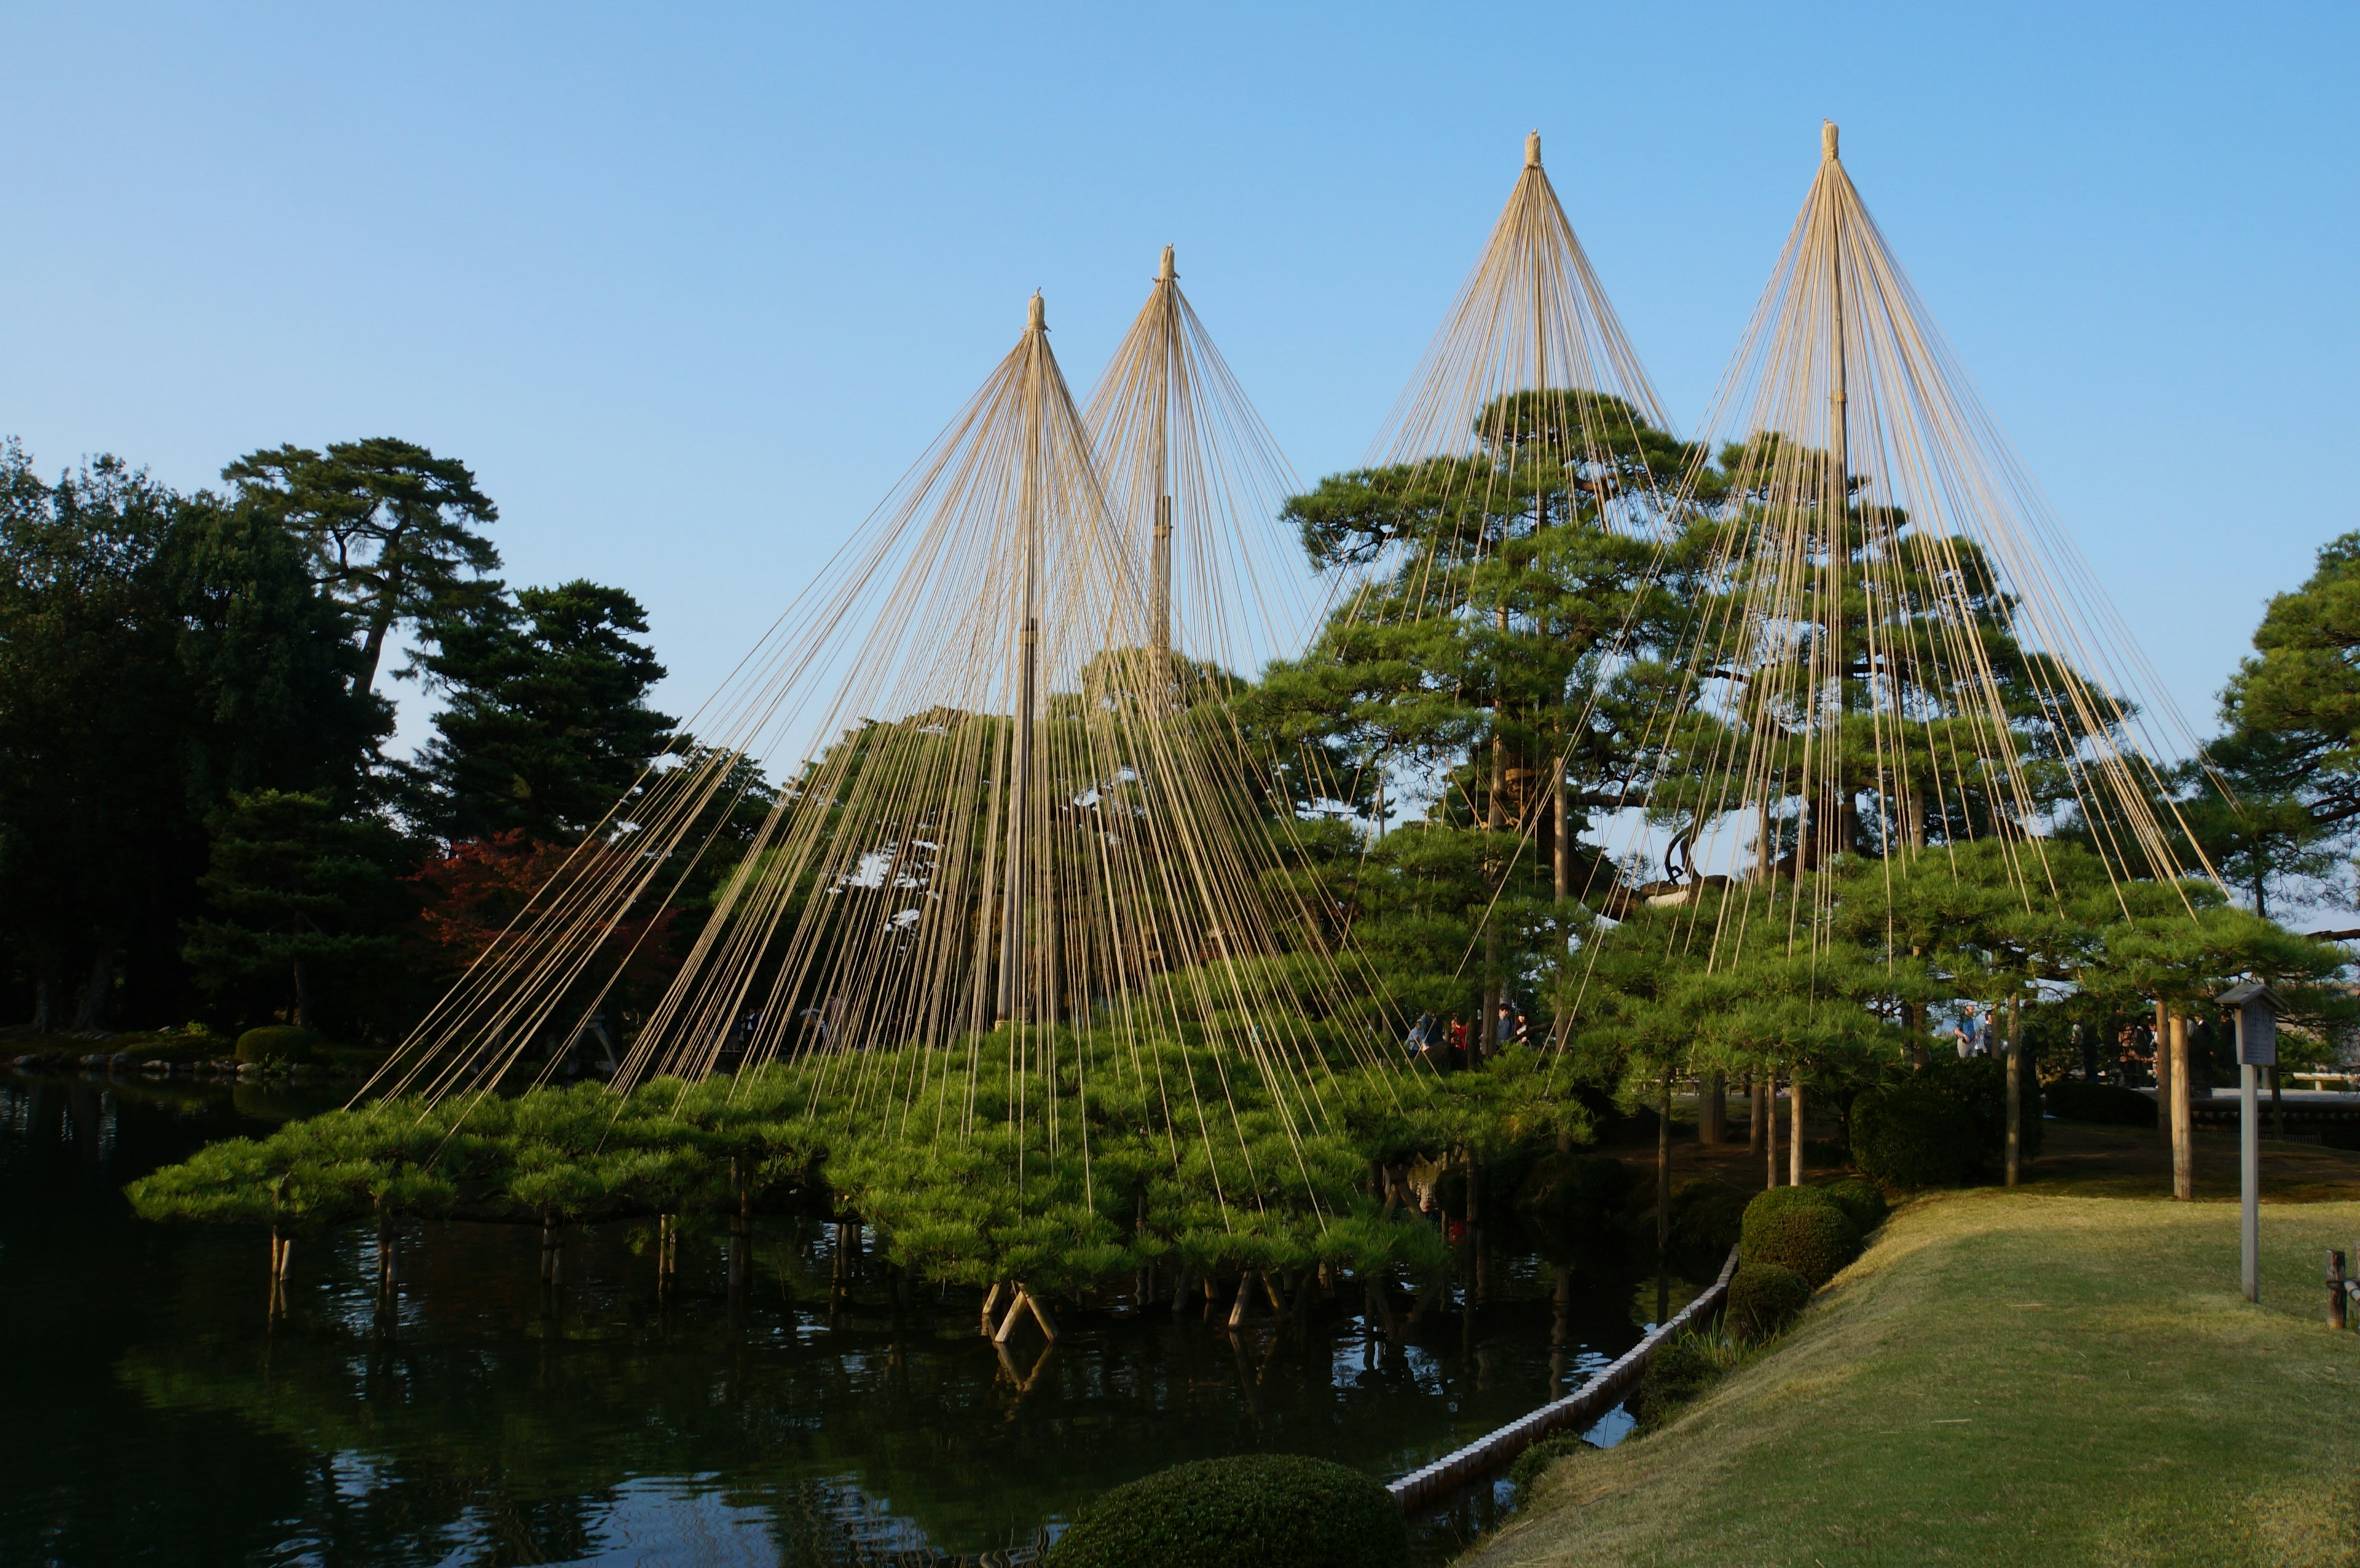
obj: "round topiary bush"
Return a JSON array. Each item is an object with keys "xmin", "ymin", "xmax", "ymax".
[
  {"xmin": 1726, "ymin": 1259, "xmax": 1810, "ymax": 1341},
  {"xmin": 1850, "ymin": 1083, "xmax": 1978, "ymax": 1188},
  {"xmin": 235, "ymin": 1026, "xmax": 321, "ymax": 1065},
  {"xmin": 1739, "ymin": 1186, "xmax": 1860, "ymax": 1287},
  {"xmin": 1819, "ymin": 1176, "xmax": 1889, "ymax": 1236},
  {"xmin": 2043, "ymin": 1079, "xmax": 2157, "ymax": 1127},
  {"xmin": 1045, "ymin": 1454, "xmax": 1408, "ymax": 1568}
]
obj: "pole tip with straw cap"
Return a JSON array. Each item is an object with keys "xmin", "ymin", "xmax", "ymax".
[
  {"xmin": 1822, "ymin": 120, "xmax": 1840, "ymax": 162},
  {"xmin": 1158, "ymin": 245, "xmax": 1176, "ymax": 282},
  {"xmin": 1028, "ymin": 291, "xmax": 1047, "ymax": 332},
  {"xmin": 1525, "ymin": 128, "xmax": 1542, "ymax": 168}
]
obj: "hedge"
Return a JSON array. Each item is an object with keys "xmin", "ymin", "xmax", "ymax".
[
  {"xmin": 1739, "ymin": 1186, "xmax": 1860, "ymax": 1287},
  {"xmin": 1819, "ymin": 1176, "xmax": 1889, "ymax": 1236},
  {"xmin": 1044, "ymin": 1454, "xmax": 1408, "ymax": 1568},
  {"xmin": 1726, "ymin": 1260, "xmax": 1809, "ymax": 1341},
  {"xmin": 235, "ymin": 1026, "xmax": 321, "ymax": 1065},
  {"xmin": 2043, "ymin": 1078, "xmax": 2157, "ymax": 1127},
  {"xmin": 1851, "ymin": 1083, "xmax": 1978, "ymax": 1188}
]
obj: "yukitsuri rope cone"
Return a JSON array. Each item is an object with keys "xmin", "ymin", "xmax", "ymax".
[
  {"xmin": 363, "ymin": 289, "xmax": 1401, "ymax": 1204},
  {"xmin": 1602, "ymin": 120, "xmax": 2211, "ymax": 970}
]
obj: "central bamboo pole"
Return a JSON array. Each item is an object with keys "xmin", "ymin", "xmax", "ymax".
[
  {"xmin": 1150, "ymin": 246, "xmax": 1174, "ymax": 664},
  {"xmin": 998, "ymin": 294, "xmax": 1047, "ymax": 1031}
]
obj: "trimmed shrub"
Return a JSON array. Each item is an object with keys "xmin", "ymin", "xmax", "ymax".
[
  {"xmin": 1739, "ymin": 1186, "xmax": 1860, "ymax": 1287},
  {"xmin": 1665, "ymin": 1176, "xmax": 1750, "ymax": 1279},
  {"xmin": 235, "ymin": 1026, "xmax": 321, "ymax": 1065},
  {"xmin": 1919, "ymin": 1054, "xmax": 2045, "ymax": 1164},
  {"xmin": 1819, "ymin": 1177, "xmax": 1889, "ymax": 1236},
  {"xmin": 1851, "ymin": 1083, "xmax": 1978, "ymax": 1188},
  {"xmin": 2043, "ymin": 1078, "xmax": 2157, "ymax": 1127},
  {"xmin": 1045, "ymin": 1454, "xmax": 1408, "ymax": 1568},
  {"xmin": 1726, "ymin": 1260, "xmax": 1809, "ymax": 1341},
  {"xmin": 1507, "ymin": 1432, "xmax": 1598, "ymax": 1499},
  {"xmin": 1629, "ymin": 1330, "xmax": 1734, "ymax": 1432}
]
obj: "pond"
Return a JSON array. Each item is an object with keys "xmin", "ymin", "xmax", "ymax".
[{"xmin": 0, "ymin": 1070, "xmax": 1662, "ymax": 1567}]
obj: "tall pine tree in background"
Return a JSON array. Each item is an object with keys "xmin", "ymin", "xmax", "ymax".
[{"xmin": 417, "ymin": 579, "xmax": 677, "ymax": 844}]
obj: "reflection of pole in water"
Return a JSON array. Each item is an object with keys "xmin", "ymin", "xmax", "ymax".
[{"xmin": 1548, "ymin": 1264, "xmax": 1572, "ymax": 1399}]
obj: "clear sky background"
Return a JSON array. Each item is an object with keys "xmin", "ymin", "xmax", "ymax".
[{"xmin": 4, "ymin": 1, "xmax": 2352, "ymax": 762}]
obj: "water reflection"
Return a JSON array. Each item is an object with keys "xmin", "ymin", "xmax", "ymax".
[{"xmin": 0, "ymin": 1072, "xmax": 1651, "ymax": 1566}]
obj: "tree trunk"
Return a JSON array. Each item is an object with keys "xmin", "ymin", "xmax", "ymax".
[
  {"xmin": 2154, "ymin": 999, "xmax": 2173, "ymax": 1150},
  {"xmin": 1788, "ymin": 1074, "xmax": 1805, "ymax": 1186},
  {"xmin": 2005, "ymin": 1006, "xmax": 2022, "ymax": 1188},
  {"xmin": 31, "ymin": 972, "xmax": 53, "ymax": 1034},
  {"xmin": 291, "ymin": 954, "xmax": 315, "ymax": 1032},
  {"xmin": 1764, "ymin": 1074, "xmax": 1780, "ymax": 1189},
  {"xmin": 71, "ymin": 950, "xmax": 114, "ymax": 1033},
  {"xmin": 2169, "ymin": 1012, "xmax": 2194, "ymax": 1201},
  {"xmin": 1700, "ymin": 1071, "xmax": 1725, "ymax": 1145},
  {"xmin": 1656, "ymin": 1072, "xmax": 1672, "ymax": 1259},
  {"xmin": 1748, "ymin": 1072, "xmax": 1766, "ymax": 1156}
]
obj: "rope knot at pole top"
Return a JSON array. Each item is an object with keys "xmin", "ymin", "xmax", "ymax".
[
  {"xmin": 1158, "ymin": 245, "xmax": 1176, "ymax": 282},
  {"xmin": 1028, "ymin": 291, "xmax": 1047, "ymax": 333},
  {"xmin": 1822, "ymin": 120, "xmax": 1841, "ymax": 162},
  {"xmin": 1524, "ymin": 128, "xmax": 1542, "ymax": 168}
]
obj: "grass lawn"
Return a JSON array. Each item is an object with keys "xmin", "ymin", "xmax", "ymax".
[{"xmin": 1468, "ymin": 1180, "xmax": 2360, "ymax": 1567}]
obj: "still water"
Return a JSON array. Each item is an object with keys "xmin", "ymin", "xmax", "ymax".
[{"xmin": 0, "ymin": 1071, "xmax": 1647, "ymax": 1567}]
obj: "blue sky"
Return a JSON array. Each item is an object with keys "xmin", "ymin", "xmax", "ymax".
[{"xmin": 3, "ymin": 2, "xmax": 2352, "ymax": 757}]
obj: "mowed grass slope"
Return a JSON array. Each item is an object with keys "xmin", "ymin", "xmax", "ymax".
[{"xmin": 1469, "ymin": 1191, "xmax": 2360, "ymax": 1567}]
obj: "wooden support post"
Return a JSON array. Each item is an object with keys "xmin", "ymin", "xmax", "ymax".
[
  {"xmin": 2330, "ymin": 1251, "xmax": 2346, "ymax": 1333},
  {"xmin": 1026, "ymin": 1287, "xmax": 1060, "ymax": 1343},
  {"xmin": 2005, "ymin": 1008, "xmax": 2023, "ymax": 1188},
  {"xmin": 1788, "ymin": 1074, "xmax": 1806, "ymax": 1187},
  {"xmin": 993, "ymin": 1287, "xmax": 1031, "ymax": 1344},
  {"xmin": 981, "ymin": 1282, "xmax": 1004, "ymax": 1336},
  {"xmin": 2169, "ymin": 1011, "xmax": 2195, "ymax": 1201},
  {"xmin": 1228, "ymin": 1271, "xmax": 1257, "ymax": 1330},
  {"xmin": 1170, "ymin": 1270, "xmax": 1193, "ymax": 1312}
]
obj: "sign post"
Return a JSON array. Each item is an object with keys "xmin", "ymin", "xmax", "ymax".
[{"xmin": 2217, "ymin": 979, "xmax": 2283, "ymax": 1303}]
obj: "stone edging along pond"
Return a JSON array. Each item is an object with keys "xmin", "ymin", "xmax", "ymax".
[{"xmin": 1386, "ymin": 1244, "xmax": 1743, "ymax": 1513}]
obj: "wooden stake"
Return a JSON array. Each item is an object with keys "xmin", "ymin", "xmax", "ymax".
[{"xmin": 981, "ymin": 1281, "xmax": 1004, "ymax": 1336}]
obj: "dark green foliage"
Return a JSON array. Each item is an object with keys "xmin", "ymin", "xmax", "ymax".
[
  {"xmin": 1516, "ymin": 1153, "xmax": 1638, "ymax": 1268},
  {"xmin": 1664, "ymin": 1176, "xmax": 1750, "ymax": 1278},
  {"xmin": 2322, "ymin": 1123, "xmax": 2360, "ymax": 1152},
  {"xmin": 235, "ymin": 1026, "xmax": 322, "ymax": 1064},
  {"xmin": 1044, "ymin": 1454, "xmax": 1407, "ymax": 1568},
  {"xmin": 1726, "ymin": 1260, "xmax": 1810, "ymax": 1341},
  {"xmin": 1851, "ymin": 1083, "xmax": 1979, "ymax": 1188},
  {"xmin": 1818, "ymin": 1177, "xmax": 1889, "ymax": 1236},
  {"xmin": 1919, "ymin": 1055, "xmax": 2045, "ymax": 1163},
  {"xmin": 1739, "ymin": 1186, "xmax": 1860, "ymax": 1287},
  {"xmin": 0, "ymin": 445, "xmax": 387, "ymax": 1030},
  {"xmin": 1508, "ymin": 1432, "xmax": 1599, "ymax": 1499},
  {"xmin": 2043, "ymin": 1078, "xmax": 2157, "ymax": 1127},
  {"xmin": 1629, "ymin": 1330, "xmax": 1736, "ymax": 1433},
  {"xmin": 417, "ymin": 579, "xmax": 677, "ymax": 842},
  {"xmin": 222, "ymin": 437, "xmax": 501, "ymax": 694},
  {"xmin": 183, "ymin": 790, "xmax": 414, "ymax": 1034}
]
